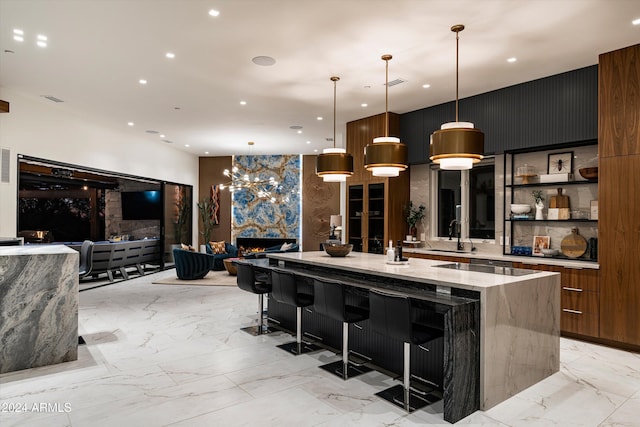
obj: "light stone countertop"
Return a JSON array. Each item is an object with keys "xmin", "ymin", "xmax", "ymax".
[
  {"xmin": 267, "ymin": 251, "xmax": 558, "ymax": 293},
  {"xmin": 0, "ymin": 244, "xmax": 77, "ymax": 256},
  {"xmin": 403, "ymin": 247, "xmax": 599, "ymax": 269}
]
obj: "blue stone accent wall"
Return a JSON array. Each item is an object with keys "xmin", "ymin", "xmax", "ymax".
[{"xmin": 232, "ymin": 155, "xmax": 301, "ymax": 240}]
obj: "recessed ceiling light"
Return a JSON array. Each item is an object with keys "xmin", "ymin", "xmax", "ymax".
[
  {"xmin": 37, "ymin": 34, "xmax": 47, "ymax": 41},
  {"xmin": 252, "ymin": 56, "xmax": 276, "ymax": 66},
  {"xmin": 184, "ymin": 144, "xmax": 190, "ymax": 147},
  {"xmin": 165, "ymin": 52, "xmax": 175, "ymax": 59},
  {"xmin": 208, "ymin": 9, "xmax": 220, "ymax": 17},
  {"xmin": 306, "ymin": 141, "xmax": 311, "ymax": 144},
  {"xmin": 127, "ymin": 122, "xmax": 134, "ymax": 126},
  {"xmin": 507, "ymin": 57, "xmax": 517, "ymax": 63},
  {"xmin": 37, "ymin": 41, "xmax": 47, "ymax": 48},
  {"xmin": 13, "ymin": 29, "xmax": 23, "ymax": 35},
  {"xmin": 204, "ymin": 151, "xmax": 209, "ymax": 155},
  {"xmin": 139, "ymin": 79, "xmax": 147, "ymax": 85},
  {"xmin": 159, "ymin": 134, "xmax": 165, "ymax": 138},
  {"xmin": 317, "ymin": 117, "xmax": 323, "ymax": 121},
  {"xmin": 633, "ymin": 18, "xmax": 640, "ymax": 25},
  {"xmin": 313, "ymin": 149, "xmax": 318, "ymax": 153},
  {"xmin": 13, "ymin": 35, "xmax": 24, "ymax": 42},
  {"xmin": 240, "ymin": 101, "xmax": 247, "ymax": 105},
  {"xmin": 361, "ymin": 103, "xmax": 368, "ymax": 107},
  {"xmin": 297, "ymin": 130, "xmax": 302, "ymax": 134},
  {"xmin": 422, "ymin": 84, "xmax": 431, "ymax": 89}
]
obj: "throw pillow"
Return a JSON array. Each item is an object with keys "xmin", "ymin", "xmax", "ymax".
[
  {"xmin": 209, "ymin": 241, "xmax": 227, "ymax": 254},
  {"xmin": 181, "ymin": 243, "xmax": 196, "ymax": 251},
  {"xmin": 280, "ymin": 242, "xmax": 293, "ymax": 251}
]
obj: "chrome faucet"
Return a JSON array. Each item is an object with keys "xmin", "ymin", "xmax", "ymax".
[{"xmin": 448, "ymin": 219, "xmax": 464, "ymax": 251}]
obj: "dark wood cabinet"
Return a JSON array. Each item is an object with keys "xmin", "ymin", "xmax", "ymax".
[
  {"xmin": 346, "ymin": 113, "xmax": 410, "ymax": 252},
  {"xmin": 598, "ymin": 44, "xmax": 640, "ymax": 347}
]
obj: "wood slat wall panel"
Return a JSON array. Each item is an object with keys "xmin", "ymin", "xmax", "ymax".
[
  {"xmin": 599, "ymin": 44, "xmax": 640, "ymax": 158},
  {"xmin": 401, "ymin": 66, "xmax": 598, "ymax": 162}
]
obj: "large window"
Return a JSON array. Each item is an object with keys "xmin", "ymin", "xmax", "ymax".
[{"xmin": 432, "ymin": 160, "xmax": 495, "ymax": 241}]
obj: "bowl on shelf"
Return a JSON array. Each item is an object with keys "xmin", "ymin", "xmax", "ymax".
[
  {"xmin": 323, "ymin": 243, "xmax": 353, "ymax": 257},
  {"xmin": 510, "ymin": 204, "xmax": 532, "ymax": 214},
  {"xmin": 578, "ymin": 167, "xmax": 598, "ymax": 180},
  {"xmin": 541, "ymin": 248, "xmax": 560, "ymax": 256}
]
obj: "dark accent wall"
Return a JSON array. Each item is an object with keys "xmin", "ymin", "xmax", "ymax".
[{"xmin": 401, "ymin": 65, "xmax": 598, "ymax": 162}]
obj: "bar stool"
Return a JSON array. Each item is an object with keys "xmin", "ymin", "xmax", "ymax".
[
  {"xmin": 270, "ymin": 268, "xmax": 320, "ymax": 355},
  {"xmin": 369, "ymin": 289, "xmax": 443, "ymax": 413},
  {"xmin": 236, "ymin": 260, "xmax": 271, "ymax": 336},
  {"xmin": 313, "ymin": 277, "xmax": 372, "ymax": 380}
]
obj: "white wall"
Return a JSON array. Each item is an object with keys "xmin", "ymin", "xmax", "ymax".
[{"xmin": 0, "ymin": 88, "xmax": 199, "ymax": 240}]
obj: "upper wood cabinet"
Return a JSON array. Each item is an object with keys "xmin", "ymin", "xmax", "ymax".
[{"xmin": 599, "ymin": 43, "xmax": 640, "ymax": 158}]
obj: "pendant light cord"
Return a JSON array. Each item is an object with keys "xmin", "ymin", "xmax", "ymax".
[
  {"xmin": 333, "ymin": 77, "xmax": 337, "ymax": 148},
  {"xmin": 455, "ymin": 29, "xmax": 459, "ymax": 122},
  {"xmin": 381, "ymin": 54, "xmax": 392, "ymax": 137}
]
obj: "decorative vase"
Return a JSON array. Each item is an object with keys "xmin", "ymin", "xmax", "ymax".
[
  {"xmin": 535, "ymin": 202, "xmax": 544, "ymax": 220},
  {"xmin": 410, "ymin": 225, "xmax": 418, "ymax": 238}
]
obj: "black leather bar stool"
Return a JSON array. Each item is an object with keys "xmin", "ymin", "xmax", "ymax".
[
  {"xmin": 270, "ymin": 268, "xmax": 320, "ymax": 355},
  {"xmin": 236, "ymin": 260, "xmax": 271, "ymax": 336},
  {"xmin": 369, "ymin": 289, "xmax": 443, "ymax": 412},
  {"xmin": 313, "ymin": 277, "xmax": 372, "ymax": 380}
]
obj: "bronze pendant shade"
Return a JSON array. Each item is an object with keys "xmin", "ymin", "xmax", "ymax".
[
  {"xmin": 429, "ymin": 24, "xmax": 484, "ymax": 170},
  {"xmin": 364, "ymin": 55, "xmax": 408, "ymax": 177},
  {"xmin": 316, "ymin": 76, "xmax": 354, "ymax": 182}
]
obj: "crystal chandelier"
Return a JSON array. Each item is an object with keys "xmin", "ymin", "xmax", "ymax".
[{"xmin": 219, "ymin": 142, "xmax": 288, "ymax": 203}]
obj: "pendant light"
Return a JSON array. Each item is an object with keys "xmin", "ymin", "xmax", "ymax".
[
  {"xmin": 316, "ymin": 76, "xmax": 354, "ymax": 182},
  {"xmin": 429, "ymin": 25, "xmax": 484, "ymax": 170},
  {"xmin": 364, "ymin": 55, "xmax": 408, "ymax": 177}
]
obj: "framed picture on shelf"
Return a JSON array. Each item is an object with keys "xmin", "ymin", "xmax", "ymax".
[
  {"xmin": 532, "ymin": 235, "xmax": 551, "ymax": 256},
  {"xmin": 547, "ymin": 152, "xmax": 573, "ymax": 174}
]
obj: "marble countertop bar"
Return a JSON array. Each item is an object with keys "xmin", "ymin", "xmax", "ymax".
[
  {"xmin": 0, "ymin": 244, "xmax": 79, "ymax": 374},
  {"xmin": 268, "ymin": 251, "xmax": 561, "ymax": 411}
]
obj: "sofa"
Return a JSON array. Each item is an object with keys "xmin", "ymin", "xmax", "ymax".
[
  {"xmin": 204, "ymin": 242, "xmax": 239, "ymax": 271},
  {"xmin": 67, "ymin": 238, "xmax": 161, "ymax": 281},
  {"xmin": 242, "ymin": 243, "xmax": 299, "ymax": 259}
]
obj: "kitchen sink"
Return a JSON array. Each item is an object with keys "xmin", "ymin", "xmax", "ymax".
[{"xmin": 434, "ymin": 262, "xmax": 537, "ymax": 276}]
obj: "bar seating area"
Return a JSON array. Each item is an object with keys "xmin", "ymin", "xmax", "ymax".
[{"xmin": 234, "ymin": 258, "xmax": 474, "ymax": 423}]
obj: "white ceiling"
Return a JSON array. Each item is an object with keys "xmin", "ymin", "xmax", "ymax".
[{"xmin": 1, "ymin": 0, "xmax": 638, "ymax": 157}]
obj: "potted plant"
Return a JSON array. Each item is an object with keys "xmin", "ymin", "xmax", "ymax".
[
  {"xmin": 405, "ymin": 201, "xmax": 426, "ymax": 238},
  {"xmin": 197, "ymin": 197, "xmax": 216, "ymax": 246},
  {"xmin": 173, "ymin": 188, "xmax": 191, "ymax": 244}
]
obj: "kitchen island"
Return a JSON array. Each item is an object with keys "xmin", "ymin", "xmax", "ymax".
[
  {"xmin": 265, "ymin": 251, "xmax": 560, "ymax": 420},
  {"xmin": 0, "ymin": 245, "xmax": 78, "ymax": 374}
]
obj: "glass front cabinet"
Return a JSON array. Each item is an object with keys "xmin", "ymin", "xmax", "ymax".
[{"xmin": 347, "ymin": 182, "xmax": 386, "ymax": 254}]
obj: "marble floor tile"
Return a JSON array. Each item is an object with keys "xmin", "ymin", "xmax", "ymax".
[{"xmin": 1, "ymin": 268, "xmax": 639, "ymax": 426}]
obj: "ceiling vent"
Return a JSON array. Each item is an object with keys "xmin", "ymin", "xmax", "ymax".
[
  {"xmin": 41, "ymin": 95, "xmax": 64, "ymax": 103},
  {"xmin": 385, "ymin": 78, "xmax": 406, "ymax": 87}
]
